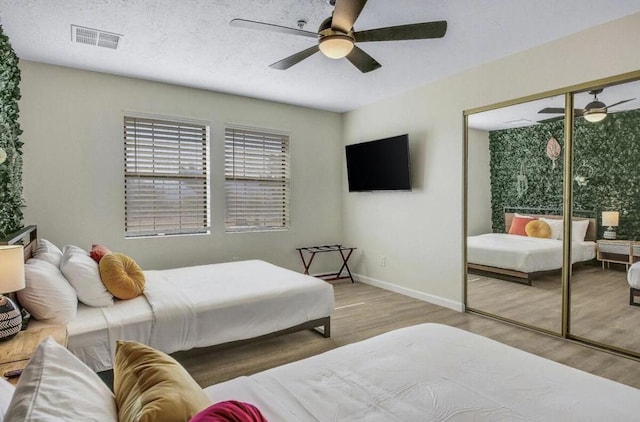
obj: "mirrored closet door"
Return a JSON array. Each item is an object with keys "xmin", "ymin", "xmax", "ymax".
[
  {"xmin": 466, "ymin": 95, "xmax": 566, "ymax": 334},
  {"xmin": 569, "ymin": 78, "xmax": 640, "ymax": 356}
]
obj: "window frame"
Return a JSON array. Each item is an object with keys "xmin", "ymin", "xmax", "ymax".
[
  {"xmin": 123, "ymin": 113, "xmax": 211, "ymax": 238},
  {"xmin": 224, "ymin": 125, "xmax": 291, "ymax": 233}
]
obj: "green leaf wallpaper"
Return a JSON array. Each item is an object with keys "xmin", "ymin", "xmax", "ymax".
[
  {"xmin": 0, "ymin": 24, "xmax": 24, "ymax": 238},
  {"xmin": 489, "ymin": 109, "xmax": 640, "ymax": 240}
]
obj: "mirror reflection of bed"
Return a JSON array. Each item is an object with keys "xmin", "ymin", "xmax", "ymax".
[{"xmin": 467, "ymin": 210, "xmax": 597, "ymax": 333}]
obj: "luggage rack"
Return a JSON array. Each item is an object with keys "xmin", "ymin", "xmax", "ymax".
[{"xmin": 296, "ymin": 244, "xmax": 356, "ymax": 283}]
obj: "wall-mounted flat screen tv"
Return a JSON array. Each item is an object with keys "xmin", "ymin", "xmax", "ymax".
[{"xmin": 345, "ymin": 134, "xmax": 411, "ymax": 192}]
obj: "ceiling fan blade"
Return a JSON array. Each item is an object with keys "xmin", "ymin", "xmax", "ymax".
[
  {"xmin": 269, "ymin": 45, "xmax": 320, "ymax": 70},
  {"xmin": 537, "ymin": 116, "xmax": 564, "ymax": 124},
  {"xmin": 355, "ymin": 21, "xmax": 447, "ymax": 42},
  {"xmin": 332, "ymin": 0, "xmax": 368, "ymax": 33},
  {"xmin": 230, "ymin": 19, "xmax": 317, "ymax": 38},
  {"xmin": 537, "ymin": 107, "xmax": 585, "ymax": 117},
  {"xmin": 538, "ymin": 107, "xmax": 565, "ymax": 114},
  {"xmin": 605, "ymin": 98, "xmax": 635, "ymax": 109},
  {"xmin": 345, "ymin": 46, "xmax": 381, "ymax": 73}
]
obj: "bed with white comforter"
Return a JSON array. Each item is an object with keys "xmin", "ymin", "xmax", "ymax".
[
  {"xmin": 67, "ymin": 259, "xmax": 334, "ymax": 371},
  {"xmin": 204, "ymin": 323, "xmax": 640, "ymax": 421},
  {"xmin": 468, "ymin": 233, "xmax": 596, "ymax": 273}
]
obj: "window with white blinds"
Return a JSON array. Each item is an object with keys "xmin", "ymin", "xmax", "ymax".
[
  {"xmin": 124, "ymin": 116, "xmax": 210, "ymax": 238},
  {"xmin": 224, "ymin": 126, "xmax": 290, "ymax": 232}
]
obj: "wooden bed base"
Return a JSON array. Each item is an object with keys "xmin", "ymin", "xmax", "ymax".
[
  {"xmin": 466, "ymin": 263, "xmax": 561, "ymax": 286},
  {"xmin": 630, "ymin": 288, "xmax": 640, "ymax": 307}
]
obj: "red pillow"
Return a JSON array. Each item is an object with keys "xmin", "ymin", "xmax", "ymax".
[
  {"xmin": 189, "ymin": 401, "xmax": 267, "ymax": 422},
  {"xmin": 89, "ymin": 244, "xmax": 112, "ymax": 263},
  {"xmin": 508, "ymin": 216, "xmax": 536, "ymax": 236}
]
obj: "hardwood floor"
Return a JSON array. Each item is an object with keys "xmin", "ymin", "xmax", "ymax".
[
  {"xmin": 468, "ymin": 262, "xmax": 640, "ymax": 352},
  {"xmin": 174, "ymin": 280, "xmax": 640, "ymax": 390}
]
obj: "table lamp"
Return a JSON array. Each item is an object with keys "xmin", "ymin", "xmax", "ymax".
[
  {"xmin": 602, "ymin": 211, "xmax": 619, "ymax": 240},
  {"xmin": 0, "ymin": 245, "xmax": 25, "ymax": 341}
]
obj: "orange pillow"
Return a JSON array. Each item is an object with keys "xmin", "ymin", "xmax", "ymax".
[
  {"xmin": 509, "ymin": 216, "xmax": 536, "ymax": 236},
  {"xmin": 99, "ymin": 253, "xmax": 145, "ymax": 300},
  {"xmin": 90, "ymin": 244, "xmax": 112, "ymax": 263},
  {"xmin": 525, "ymin": 220, "xmax": 552, "ymax": 238}
]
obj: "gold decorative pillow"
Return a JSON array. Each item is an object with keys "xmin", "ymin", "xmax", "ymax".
[
  {"xmin": 99, "ymin": 253, "xmax": 145, "ymax": 300},
  {"xmin": 525, "ymin": 219, "xmax": 552, "ymax": 238},
  {"xmin": 114, "ymin": 340, "xmax": 211, "ymax": 422}
]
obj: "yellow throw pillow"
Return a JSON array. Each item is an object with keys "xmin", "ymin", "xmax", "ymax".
[
  {"xmin": 114, "ymin": 340, "xmax": 211, "ymax": 422},
  {"xmin": 99, "ymin": 253, "xmax": 145, "ymax": 300},
  {"xmin": 525, "ymin": 219, "xmax": 552, "ymax": 238}
]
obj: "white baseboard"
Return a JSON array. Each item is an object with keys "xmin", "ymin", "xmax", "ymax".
[{"xmin": 354, "ymin": 273, "xmax": 464, "ymax": 312}]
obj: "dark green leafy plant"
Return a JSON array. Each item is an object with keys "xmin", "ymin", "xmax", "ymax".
[
  {"xmin": 489, "ymin": 110, "xmax": 640, "ymax": 239},
  {"xmin": 0, "ymin": 24, "xmax": 24, "ymax": 238}
]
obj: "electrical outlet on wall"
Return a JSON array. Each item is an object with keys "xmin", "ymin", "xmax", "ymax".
[{"xmin": 380, "ymin": 256, "xmax": 386, "ymax": 267}]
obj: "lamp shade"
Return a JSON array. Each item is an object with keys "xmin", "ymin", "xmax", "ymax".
[
  {"xmin": 583, "ymin": 100, "xmax": 607, "ymax": 123},
  {"xmin": 0, "ymin": 245, "xmax": 25, "ymax": 293},
  {"xmin": 319, "ymin": 35, "xmax": 354, "ymax": 59},
  {"xmin": 602, "ymin": 211, "xmax": 619, "ymax": 227}
]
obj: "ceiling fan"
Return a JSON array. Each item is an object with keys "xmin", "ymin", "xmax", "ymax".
[
  {"xmin": 538, "ymin": 89, "xmax": 635, "ymax": 123},
  {"xmin": 230, "ymin": 0, "xmax": 447, "ymax": 73}
]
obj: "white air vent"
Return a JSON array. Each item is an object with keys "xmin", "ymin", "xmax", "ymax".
[{"xmin": 71, "ymin": 25, "xmax": 122, "ymax": 49}]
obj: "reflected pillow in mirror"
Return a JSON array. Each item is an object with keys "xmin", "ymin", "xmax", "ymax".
[
  {"xmin": 525, "ymin": 220, "xmax": 551, "ymax": 238},
  {"xmin": 508, "ymin": 216, "xmax": 536, "ymax": 236}
]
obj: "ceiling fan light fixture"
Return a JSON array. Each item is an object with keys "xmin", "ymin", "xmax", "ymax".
[
  {"xmin": 583, "ymin": 100, "xmax": 607, "ymax": 123},
  {"xmin": 319, "ymin": 35, "xmax": 354, "ymax": 59}
]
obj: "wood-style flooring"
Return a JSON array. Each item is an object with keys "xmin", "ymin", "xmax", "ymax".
[
  {"xmin": 173, "ymin": 280, "xmax": 640, "ymax": 390},
  {"xmin": 467, "ymin": 262, "xmax": 640, "ymax": 352}
]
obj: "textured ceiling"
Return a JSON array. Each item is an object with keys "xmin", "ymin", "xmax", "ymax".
[{"xmin": 1, "ymin": 0, "xmax": 640, "ymax": 112}]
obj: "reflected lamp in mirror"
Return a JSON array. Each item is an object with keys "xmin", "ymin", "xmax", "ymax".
[
  {"xmin": 0, "ymin": 245, "xmax": 25, "ymax": 340},
  {"xmin": 602, "ymin": 211, "xmax": 620, "ymax": 240}
]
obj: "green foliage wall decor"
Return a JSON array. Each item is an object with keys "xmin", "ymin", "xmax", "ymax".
[
  {"xmin": 0, "ymin": 24, "xmax": 24, "ymax": 238},
  {"xmin": 489, "ymin": 109, "xmax": 640, "ymax": 239}
]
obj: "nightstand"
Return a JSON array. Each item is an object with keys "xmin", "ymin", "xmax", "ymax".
[
  {"xmin": 0, "ymin": 323, "xmax": 68, "ymax": 385},
  {"xmin": 596, "ymin": 239, "xmax": 640, "ymax": 270}
]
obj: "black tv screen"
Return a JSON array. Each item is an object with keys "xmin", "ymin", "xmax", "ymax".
[{"xmin": 345, "ymin": 134, "xmax": 411, "ymax": 192}]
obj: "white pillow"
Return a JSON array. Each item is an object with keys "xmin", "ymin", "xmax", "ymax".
[
  {"xmin": 33, "ymin": 239, "xmax": 63, "ymax": 268},
  {"xmin": 540, "ymin": 218, "xmax": 563, "ymax": 240},
  {"xmin": 4, "ymin": 337, "xmax": 117, "ymax": 421},
  {"xmin": 18, "ymin": 259, "xmax": 78, "ymax": 324},
  {"xmin": 571, "ymin": 219, "xmax": 590, "ymax": 242},
  {"xmin": 0, "ymin": 378, "xmax": 15, "ymax": 421},
  {"xmin": 60, "ymin": 245, "xmax": 114, "ymax": 307}
]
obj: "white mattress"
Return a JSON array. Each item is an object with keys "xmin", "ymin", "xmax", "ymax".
[
  {"xmin": 468, "ymin": 233, "xmax": 596, "ymax": 273},
  {"xmin": 67, "ymin": 260, "xmax": 334, "ymax": 371},
  {"xmin": 204, "ymin": 323, "xmax": 640, "ymax": 421}
]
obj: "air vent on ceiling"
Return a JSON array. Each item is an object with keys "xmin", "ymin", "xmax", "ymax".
[{"xmin": 71, "ymin": 25, "xmax": 122, "ymax": 49}]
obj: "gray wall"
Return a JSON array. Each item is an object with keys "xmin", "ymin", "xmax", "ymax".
[{"xmin": 18, "ymin": 61, "xmax": 344, "ymax": 271}]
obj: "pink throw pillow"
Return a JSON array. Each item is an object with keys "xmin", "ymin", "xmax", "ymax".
[
  {"xmin": 89, "ymin": 244, "xmax": 112, "ymax": 263},
  {"xmin": 508, "ymin": 216, "xmax": 536, "ymax": 236},
  {"xmin": 189, "ymin": 400, "xmax": 267, "ymax": 422}
]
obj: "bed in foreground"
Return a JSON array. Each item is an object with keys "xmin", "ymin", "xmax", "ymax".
[
  {"xmin": 5, "ymin": 323, "xmax": 640, "ymax": 421},
  {"xmin": 203, "ymin": 323, "xmax": 640, "ymax": 420}
]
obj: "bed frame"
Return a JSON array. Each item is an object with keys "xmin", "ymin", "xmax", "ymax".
[{"xmin": 467, "ymin": 212, "xmax": 597, "ymax": 285}]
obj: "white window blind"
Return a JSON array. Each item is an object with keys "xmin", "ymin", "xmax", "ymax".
[
  {"xmin": 225, "ymin": 126, "xmax": 290, "ymax": 232},
  {"xmin": 124, "ymin": 116, "xmax": 210, "ymax": 237}
]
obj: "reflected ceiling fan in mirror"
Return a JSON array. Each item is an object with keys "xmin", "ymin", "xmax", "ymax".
[
  {"xmin": 230, "ymin": 0, "xmax": 447, "ymax": 73},
  {"xmin": 537, "ymin": 89, "xmax": 635, "ymax": 123}
]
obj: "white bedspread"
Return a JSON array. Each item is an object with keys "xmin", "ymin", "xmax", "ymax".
[
  {"xmin": 204, "ymin": 323, "xmax": 640, "ymax": 421},
  {"xmin": 468, "ymin": 233, "xmax": 595, "ymax": 273},
  {"xmin": 68, "ymin": 260, "xmax": 334, "ymax": 371},
  {"xmin": 628, "ymin": 261, "xmax": 640, "ymax": 289}
]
